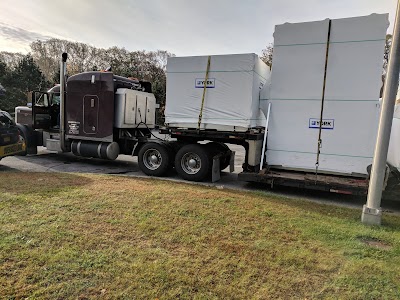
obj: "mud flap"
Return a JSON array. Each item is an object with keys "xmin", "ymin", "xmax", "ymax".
[
  {"xmin": 212, "ymin": 156, "xmax": 221, "ymax": 183},
  {"xmin": 229, "ymin": 151, "xmax": 235, "ymax": 173}
]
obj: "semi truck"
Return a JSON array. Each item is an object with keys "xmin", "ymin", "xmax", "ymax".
[
  {"xmin": 15, "ymin": 14, "xmax": 400, "ymax": 198},
  {"xmin": 16, "ymin": 52, "xmax": 249, "ymax": 182}
]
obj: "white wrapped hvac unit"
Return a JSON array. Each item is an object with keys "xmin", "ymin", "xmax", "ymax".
[
  {"xmin": 262, "ymin": 14, "xmax": 389, "ymax": 176},
  {"xmin": 165, "ymin": 53, "xmax": 270, "ymax": 132},
  {"xmin": 388, "ymin": 104, "xmax": 400, "ymax": 171}
]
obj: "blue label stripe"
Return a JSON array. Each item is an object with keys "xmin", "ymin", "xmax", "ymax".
[
  {"xmin": 195, "ymin": 78, "xmax": 216, "ymax": 88},
  {"xmin": 309, "ymin": 118, "xmax": 334, "ymax": 130}
]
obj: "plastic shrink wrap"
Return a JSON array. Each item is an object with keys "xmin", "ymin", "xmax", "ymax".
[
  {"xmin": 262, "ymin": 14, "xmax": 389, "ymax": 175},
  {"xmin": 165, "ymin": 53, "xmax": 270, "ymax": 132}
]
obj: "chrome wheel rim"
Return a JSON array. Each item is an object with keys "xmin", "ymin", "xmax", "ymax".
[
  {"xmin": 181, "ymin": 152, "xmax": 201, "ymax": 174},
  {"xmin": 143, "ymin": 149, "xmax": 162, "ymax": 170}
]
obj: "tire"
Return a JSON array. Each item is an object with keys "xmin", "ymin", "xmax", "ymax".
[
  {"xmin": 165, "ymin": 141, "xmax": 183, "ymax": 169},
  {"xmin": 205, "ymin": 142, "xmax": 231, "ymax": 170},
  {"xmin": 175, "ymin": 144, "xmax": 212, "ymax": 181},
  {"xmin": 15, "ymin": 124, "xmax": 31, "ymax": 156},
  {"xmin": 138, "ymin": 142, "xmax": 171, "ymax": 176}
]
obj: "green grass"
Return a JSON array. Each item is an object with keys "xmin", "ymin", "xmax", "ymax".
[{"xmin": 0, "ymin": 172, "xmax": 399, "ymax": 299}]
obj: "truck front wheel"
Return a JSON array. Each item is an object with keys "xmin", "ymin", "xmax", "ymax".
[
  {"xmin": 138, "ymin": 142, "xmax": 170, "ymax": 176},
  {"xmin": 175, "ymin": 144, "xmax": 211, "ymax": 181},
  {"xmin": 15, "ymin": 124, "xmax": 36, "ymax": 156}
]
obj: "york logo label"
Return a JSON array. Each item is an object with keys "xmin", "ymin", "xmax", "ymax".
[
  {"xmin": 195, "ymin": 78, "xmax": 215, "ymax": 88},
  {"xmin": 309, "ymin": 118, "xmax": 334, "ymax": 130}
]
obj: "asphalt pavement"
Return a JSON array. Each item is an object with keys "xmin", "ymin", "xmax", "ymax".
[{"xmin": 1, "ymin": 144, "xmax": 400, "ymax": 215}]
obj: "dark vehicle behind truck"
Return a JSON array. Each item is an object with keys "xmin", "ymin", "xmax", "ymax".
[{"xmin": 0, "ymin": 110, "xmax": 26, "ymax": 159}]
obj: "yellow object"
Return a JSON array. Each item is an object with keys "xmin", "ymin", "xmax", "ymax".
[
  {"xmin": 197, "ymin": 56, "xmax": 211, "ymax": 130},
  {"xmin": 0, "ymin": 139, "xmax": 26, "ymax": 158}
]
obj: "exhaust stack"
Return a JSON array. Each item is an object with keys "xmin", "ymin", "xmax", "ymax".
[{"xmin": 60, "ymin": 53, "xmax": 68, "ymax": 152}]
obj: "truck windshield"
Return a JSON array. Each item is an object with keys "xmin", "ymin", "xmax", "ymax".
[{"xmin": 51, "ymin": 94, "xmax": 60, "ymax": 105}]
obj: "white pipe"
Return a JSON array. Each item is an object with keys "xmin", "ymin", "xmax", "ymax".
[
  {"xmin": 260, "ymin": 102, "xmax": 271, "ymax": 171},
  {"xmin": 60, "ymin": 53, "xmax": 68, "ymax": 152},
  {"xmin": 362, "ymin": 0, "xmax": 400, "ymax": 225}
]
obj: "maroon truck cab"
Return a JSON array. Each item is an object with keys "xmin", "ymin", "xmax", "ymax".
[{"xmin": 65, "ymin": 72, "xmax": 115, "ymax": 142}]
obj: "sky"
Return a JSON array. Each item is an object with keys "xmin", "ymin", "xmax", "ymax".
[{"xmin": 0, "ymin": 0, "xmax": 397, "ymax": 56}]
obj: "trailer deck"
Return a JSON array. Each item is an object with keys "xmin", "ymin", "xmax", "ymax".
[
  {"xmin": 160, "ymin": 127, "xmax": 264, "ymax": 144},
  {"xmin": 238, "ymin": 168, "xmax": 370, "ymax": 195}
]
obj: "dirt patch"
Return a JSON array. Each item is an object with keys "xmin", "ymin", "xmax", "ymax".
[
  {"xmin": 0, "ymin": 172, "xmax": 91, "ymax": 195},
  {"xmin": 359, "ymin": 237, "xmax": 392, "ymax": 250}
]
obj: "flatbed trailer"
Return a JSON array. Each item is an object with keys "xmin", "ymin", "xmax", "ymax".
[
  {"xmin": 241, "ymin": 167, "xmax": 400, "ymax": 200},
  {"xmin": 162, "ymin": 127, "xmax": 265, "ymax": 169},
  {"xmin": 161, "ymin": 127, "xmax": 394, "ymax": 197}
]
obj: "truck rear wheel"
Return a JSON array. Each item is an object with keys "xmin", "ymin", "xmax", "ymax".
[
  {"xmin": 138, "ymin": 142, "xmax": 170, "ymax": 176},
  {"xmin": 175, "ymin": 144, "xmax": 211, "ymax": 181}
]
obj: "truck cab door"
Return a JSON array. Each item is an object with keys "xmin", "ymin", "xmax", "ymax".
[
  {"xmin": 32, "ymin": 91, "xmax": 51, "ymax": 129},
  {"xmin": 83, "ymin": 95, "xmax": 99, "ymax": 134}
]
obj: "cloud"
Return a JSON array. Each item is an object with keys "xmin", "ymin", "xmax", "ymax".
[
  {"xmin": 0, "ymin": 22, "xmax": 51, "ymax": 44},
  {"xmin": 0, "ymin": 0, "xmax": 396, "ymax": 55}
]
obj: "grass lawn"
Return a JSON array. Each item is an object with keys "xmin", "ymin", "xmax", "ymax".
[{"xmin": 0, "ymin": 172, "xmax": 399, "ymax": 299}]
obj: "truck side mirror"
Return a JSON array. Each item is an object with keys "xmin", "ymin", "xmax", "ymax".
[
  {"xmin": 43, "ymin": 94, "xmax": 49, "ymax": 107},
  {"xmin": 33, "ymin": 91, "xmax": 49, "ymax": 107}
]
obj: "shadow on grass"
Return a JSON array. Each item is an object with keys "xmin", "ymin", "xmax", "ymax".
[
  {"xmin": 15, "ymin": 152, "xmax": 139, "ymax": 170},
  {"xmin": 0, "ymin": 172, "xmax": 93, "ymax": 196},
  {"xmin": 0, "ymin": 164, "xmax": 21, "ymax": 172},
  {"xmin": 247, "ymin": 181, "xmax": 399, "ymax": 210},
  {"xmin": 222, "ymin": 182, "xmax": 400, "ymax": 230}
]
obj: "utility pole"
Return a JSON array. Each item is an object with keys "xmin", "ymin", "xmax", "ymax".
[{"xmin": 362, "ymin": 0, "xmax": 400, "ymax": 225}]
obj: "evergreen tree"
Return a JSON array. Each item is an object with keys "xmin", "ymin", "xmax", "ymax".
[
  {"xmin": 0, "ymin": 59, "xmax": 12, "ymax": 109},
  {"xmin": 0, "ymin": 55, "xmax": 49, "ymax": 112}
]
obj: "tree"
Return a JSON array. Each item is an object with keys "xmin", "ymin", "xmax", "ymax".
[
  {"xmin": 0, "ymin": 58, "xmax": 12, "ymax": 110},
  {"xmin": 260, "ymin": 43, "xmax": 273, "ymax": 69},
  {"xmin": 0, "ymin": 52, "xmax": 25, "ymax": 70},
  {"xmin": 13, "ymin": 55, "xmax": 48, "ymax": 92},
  {"xmin": 383, "ymin": 34, "xmax": 392, "ymax": 76},
  {"xmin": 381, "ymin": 34, "xmax": 393, "ymax": 98},
  {"xmin": 0, "ymin": 59, "xmax": 10, "ymax": 98},
  {"xmin": 0, "ymin": 55, "xmax": 49, "ymax": 112},
  {"xmin": 0, "ymin": 59, "xmax": 9, "ymax": 81}
]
